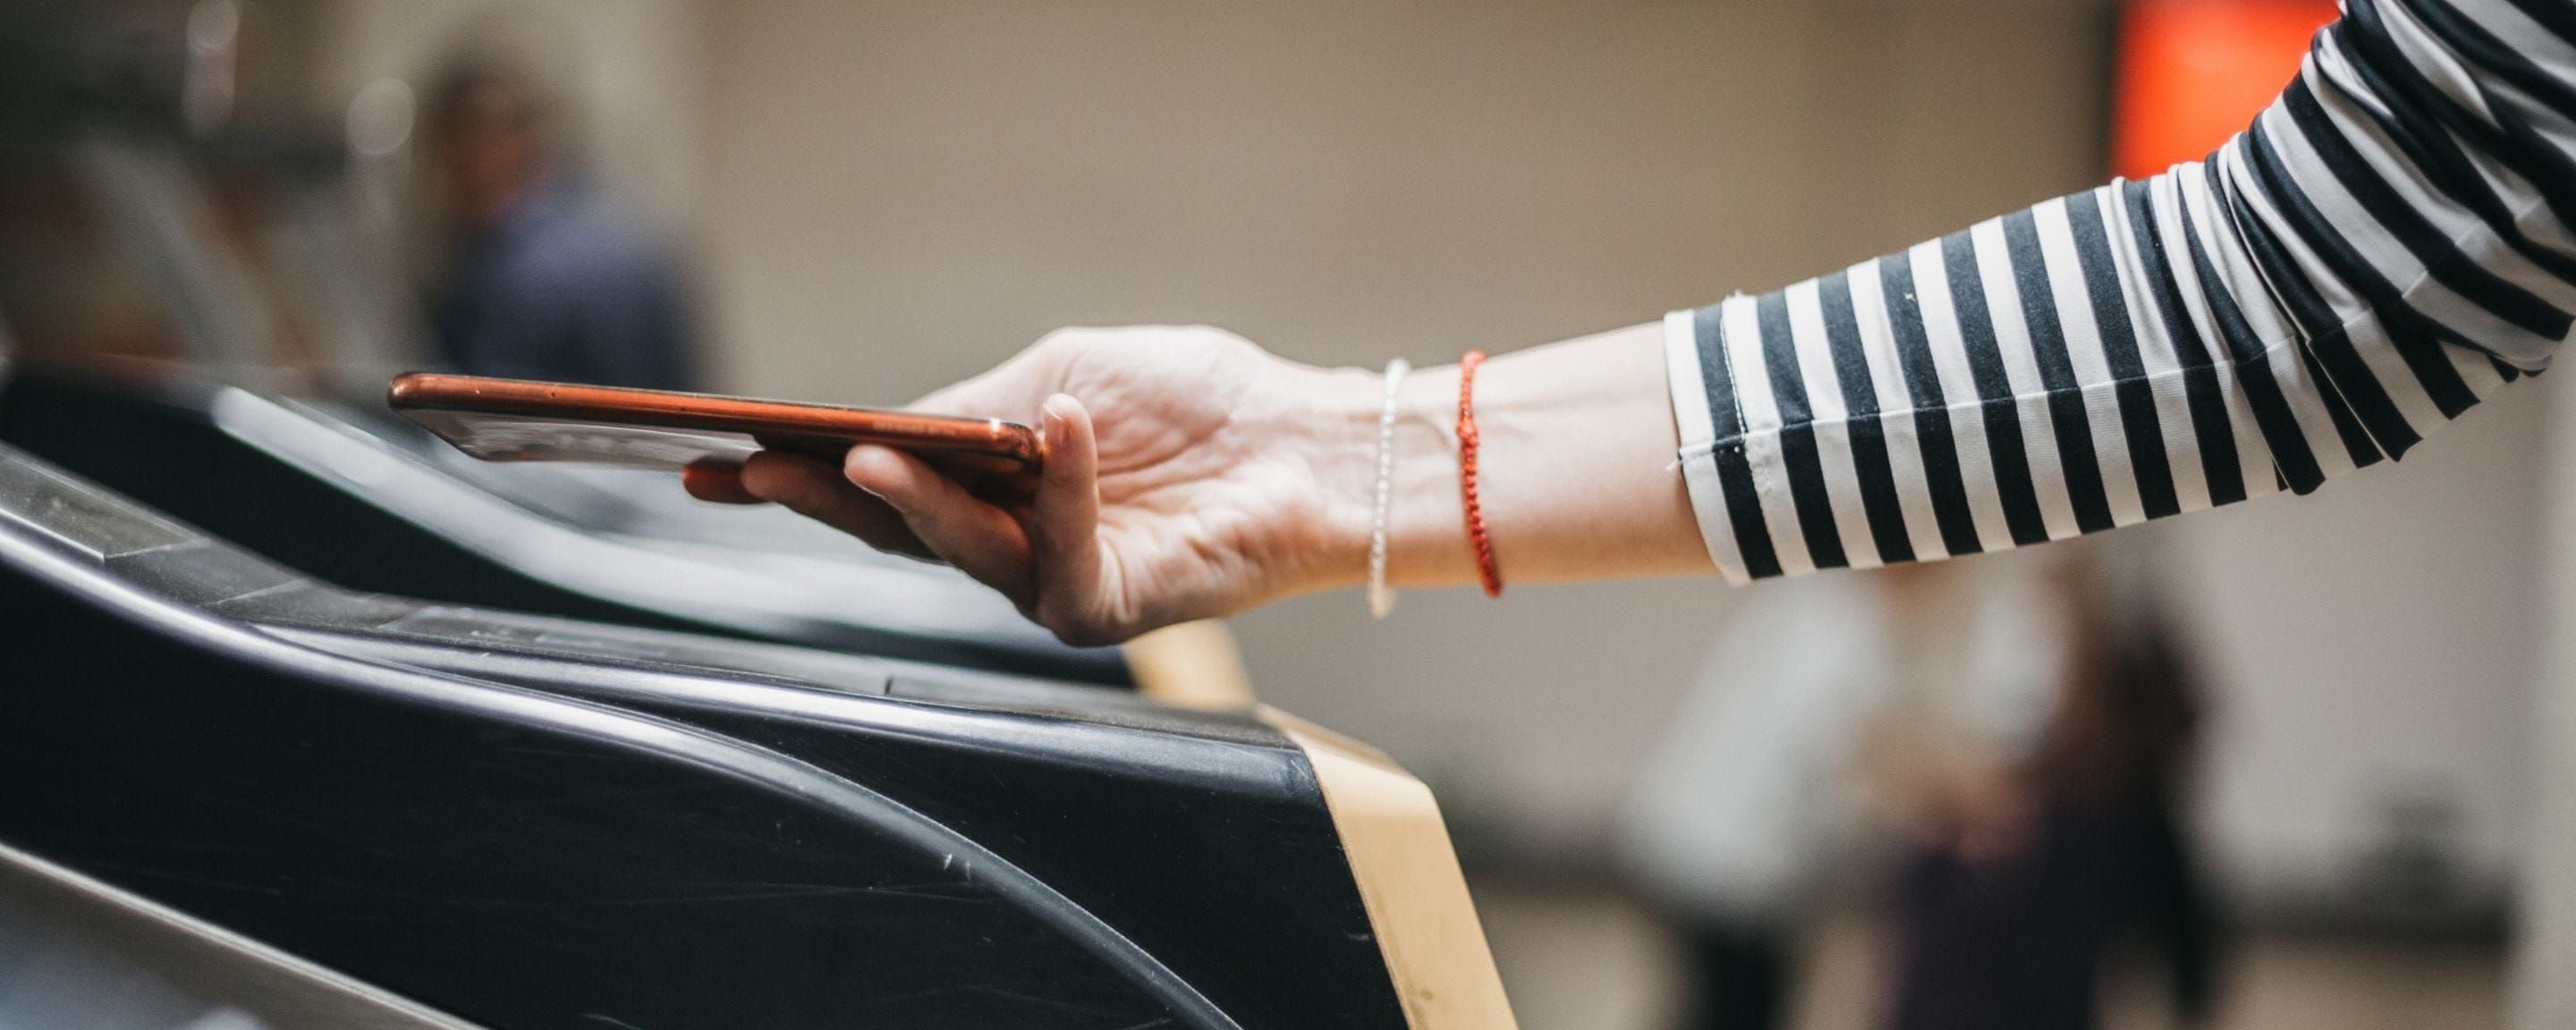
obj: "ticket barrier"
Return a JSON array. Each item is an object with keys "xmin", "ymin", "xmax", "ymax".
[{"xmin": 0, "ymin": 443, "xmax": 1514, "ymax": 1029}]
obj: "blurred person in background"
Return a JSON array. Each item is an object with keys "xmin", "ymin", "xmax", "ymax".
[
  {"xmin": 1623, "ymin": 545, "xmax": 2216, "ymax": 1030},
  {"xmin": 1869, "ymin": 549, "xmax": 2215, "ymax": 1030},
  {"xmin": 1617, "ymin": 573, "xmax": 1885, "ymax": 1030},
  {"xmin": 421, "ymin": 13, "xmax": 697, "ymax": 391}
]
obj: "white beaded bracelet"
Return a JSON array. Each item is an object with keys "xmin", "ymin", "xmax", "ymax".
[{"xmin": 1368, "ymin": 358, "xmax": 1410, "ymax": 620}]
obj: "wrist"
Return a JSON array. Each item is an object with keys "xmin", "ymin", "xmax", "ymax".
[
  {"xmin": 1383, "ymin": 364, "xmax": 1477, "ymax": 587},
  {"xmin": 1253, "ymin": 357, "xmax": 1475, "ymax": 598},
  {"xmin": 1290, "ymin": 358, "xmax": 1481, "ymax": 594},
  {"xmin": 1277, "ymin": 362, "xmax": 1390, "ymax": 595},
  {"xmin": 1241, "ymin": 321, "xmax": 1705, "ymax": 609}
]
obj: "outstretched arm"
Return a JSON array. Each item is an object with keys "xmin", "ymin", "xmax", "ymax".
[{"xmin": 700, "ymin": 0, "xmax": 2576, "ymax": 642}]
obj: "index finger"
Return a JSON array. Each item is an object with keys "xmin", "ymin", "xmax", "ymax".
[{"xmin": 681, "ymin": 459, "xmax": 764, "ymax": 504}]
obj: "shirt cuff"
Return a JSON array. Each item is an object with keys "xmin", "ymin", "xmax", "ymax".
[{"xmin": 1664, "ymin": 307, "xmax": 1756, "ymax": 585}]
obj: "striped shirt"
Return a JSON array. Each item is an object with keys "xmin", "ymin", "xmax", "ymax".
[{"xmin": 1665, "ymin": 0, "xmax": 2576, "ymax": 583}]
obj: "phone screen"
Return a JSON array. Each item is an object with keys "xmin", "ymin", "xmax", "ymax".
[
  {"xmin": 402, "ymin": 409, "xmax": 816, "ymax": 467},
  {"xmin": 387, "ymin": 373, "xmax": 1042, "ymax": 472}
]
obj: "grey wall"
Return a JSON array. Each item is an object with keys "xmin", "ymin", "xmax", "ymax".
[
  {"xmin": 2173, "ymin": 383, "xmax": 2544, "ymax": 913},
  {"xmin": 2519, "ymin": 377, "xmax": 2576, "ymax": 1029}
]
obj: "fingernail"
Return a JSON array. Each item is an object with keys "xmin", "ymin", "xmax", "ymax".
[
  {"xmin": 843, "ymin": 446, "xmax": 891, "ymax": 497},
  {"xmin": 1040, "ymin": 394, "xmax": 1074, "ymax": 446}
]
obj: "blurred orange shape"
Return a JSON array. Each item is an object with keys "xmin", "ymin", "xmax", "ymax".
[{"xmin": 2114, "ymin": 0, "xmax": 2341, "ymax": 181}]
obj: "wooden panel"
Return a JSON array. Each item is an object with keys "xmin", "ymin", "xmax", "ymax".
[{"xmin": 1263, "ymin": 707, "xmax": 1520, "ymax": 1030}]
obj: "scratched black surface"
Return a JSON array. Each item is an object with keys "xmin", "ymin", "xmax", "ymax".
[
  {"xmin": 0, "ymin": 447, "xmax": 1411, "ymax": 1028},
  {"xmin": 0, "ymin": 596, "xmax": 1165, "ymax": 1029}
]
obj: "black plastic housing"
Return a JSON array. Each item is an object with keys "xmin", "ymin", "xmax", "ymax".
[{"xmin": 0, "ymin": 445, "xmax": 1409, "ymax": 1029}]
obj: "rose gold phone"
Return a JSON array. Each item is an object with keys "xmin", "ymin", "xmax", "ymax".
[{"xmin": 387, "ymin": 373, "xmax": 1042, "ymax": 472}]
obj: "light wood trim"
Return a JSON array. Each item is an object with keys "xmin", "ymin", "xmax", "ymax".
[
  {"xmin": 1259, "ymin": 706, "xmax": 1520, "ymax": 1030},
  {"xmin": 1123, "ymin": 619, "xmax": 1258, "ymax": 710}
]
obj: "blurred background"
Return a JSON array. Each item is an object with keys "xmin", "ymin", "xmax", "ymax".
[{"xmin": 2, "ymin": 1, "xmax": 2569, "ymax": 1027}]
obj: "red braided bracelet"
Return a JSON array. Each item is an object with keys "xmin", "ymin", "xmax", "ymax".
[{"xmin": 1456, "ymin": 350, "xmax": 1504, "ymax": 597}]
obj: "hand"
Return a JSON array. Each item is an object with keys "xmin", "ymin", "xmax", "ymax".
[{"xmin": 687, "ymin": 326, "xmax": 1376, "ymax": 645}]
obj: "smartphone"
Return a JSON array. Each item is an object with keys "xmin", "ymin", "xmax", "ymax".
[{"xmin": 386, "ymin": 373, "xmax": 1043, "ymax": 472}]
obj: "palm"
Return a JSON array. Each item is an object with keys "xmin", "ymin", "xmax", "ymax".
[{"xmin": 914, "ymin": 327, "xmax": 1354, "ymax": 638}]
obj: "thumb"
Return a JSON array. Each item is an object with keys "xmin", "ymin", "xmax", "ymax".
[{"xmin": 1030, "ymin": 394, "xmax": 1111, "ymax": 642}]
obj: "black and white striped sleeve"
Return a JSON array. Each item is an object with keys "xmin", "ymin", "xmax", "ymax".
[{"xmin": 1665, "ymin": 0, "xmax": 2576, "ymax": 583}]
